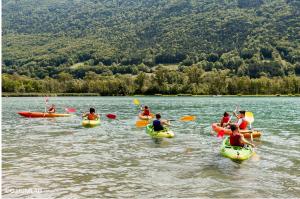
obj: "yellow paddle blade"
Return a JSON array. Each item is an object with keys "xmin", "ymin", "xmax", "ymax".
[
  {"xmin": 180, "ymin": 115, "xmax": 196, "ymax": 122},
  {"xmin": 133, "ymin": 99, "xmax": 140, "ymax": 105},
  {"xmin": 135, "ymin": 120, "xmax": 149, "ymax": 127},
  {"xmin": 245, "ymin": 112, "xmax": 254, "ymax": 123}
]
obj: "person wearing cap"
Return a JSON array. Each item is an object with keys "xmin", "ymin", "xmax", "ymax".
[
  {"xmin": 153, "ymin": 113, "xmax": 169, "ymax": 131},
  {"xmin": 229, "ymin": 124, "xmax": 255, "ymax": 147},
  {"xmin": 233, "ymin": 110, "xmax": 248, "ymax": 130}
]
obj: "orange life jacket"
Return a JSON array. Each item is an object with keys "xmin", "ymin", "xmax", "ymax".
[{"xmin": 87, "ymin": 113, "xmax": 97, "ymax": 120}]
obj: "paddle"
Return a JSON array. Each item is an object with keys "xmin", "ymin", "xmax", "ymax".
[
  {"xmin": 44, "ymin": 96, "xmax": 49, "ymax": 113},
  {"xmin": 136, "ymin": 115, "xmax": 196, "ymax": 127},
  {"xmin": 179, "ymin": 115, "xmax": 196, "ymax": 122},
  {"xmin": 217, "ymin": 130, "xmax": 225, "ymax": 138},
  {"xmin": 65, "ymin": 108, "xmax": 76, "ymax": 113},
  {"xmin": 106, "ymin": 114, "xmax": 117, "ymax": 119},
  {"xmin": 136, "ymin": 120, "xmax": 150, "ymax": 127},
  {"xmin": 133, "ymin": 99, "xmax": 140, "ymax": 106},
  {"xmin": 245, "ymin": 111, "xmax": 254, "ymax": 141}
]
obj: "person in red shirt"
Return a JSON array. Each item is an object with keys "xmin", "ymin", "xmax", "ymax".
[
  {"xmin": 82, "ymin": 108, "xmax": 99, "ymax": 120},
  {"xmin": 233, "ymin": 110, "xmax": 248, "ymax": 130},
  {"xmin": 141, "ymin": 106, "xmax": 151, "ymax": 116},
  {"xmin": 229, "ymin": 124, "xmax": 255, "ymax": 147},
  {"xmin": 220, "ymin": 112, "xmax": 230, "ymax": 127}
]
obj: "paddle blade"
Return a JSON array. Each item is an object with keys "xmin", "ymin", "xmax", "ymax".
[
  {"xmin": 133, "ymin": 99, "xmax": 140, "ymax": 105},
  {"xmin": 106, "ymin": 114, "xmax": 116, "ymax": 119},
  {"xmin": 245, "ymin": 112, "xmax": 254, "ymax": 123},
  {"xmin": 65, "ymin": 108, "xmax": 76, "ymax": 113},
  {"xmin": 180, "ymin": 115, "xmax": 196, "ymax": 121},
  {"xmin": 217, "ymin": 130, "xmax": 225, "ymax": 138},
  {"xmin": 135, "ymin": 120, "xmax": 149, "ymax": 127}
]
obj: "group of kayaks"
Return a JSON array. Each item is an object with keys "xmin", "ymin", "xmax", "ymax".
[
  {"xmin": 18, "ymin": 111, "xmax": 260, "ymax": 162},
  {"xmin": 211, "ymin": 123, "xmax": 260, "ymax": 161}
]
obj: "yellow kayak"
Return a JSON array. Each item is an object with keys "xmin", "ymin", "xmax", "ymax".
[{"xmin": 82, "ymin": 117, "xmax": 100, "ymax": 128}]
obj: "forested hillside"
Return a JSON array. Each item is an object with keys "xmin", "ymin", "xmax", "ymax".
[{"xmin": 2, "ymin": 0, "xmax": 300, "ymax": 94}]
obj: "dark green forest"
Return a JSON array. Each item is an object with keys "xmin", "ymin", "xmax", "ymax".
[{"xmin": 2, "ymin": 0, "xmax": 300, "ymax": 95}]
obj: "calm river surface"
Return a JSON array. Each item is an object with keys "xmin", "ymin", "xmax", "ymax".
[{"xmin": 2, "ymin": 96, "xmax": 300, "ymax": 198}]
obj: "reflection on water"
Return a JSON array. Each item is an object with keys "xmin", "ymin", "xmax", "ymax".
[{"xmin": 2, "ymin": 97, "xmax": 300, "ymax": 198}]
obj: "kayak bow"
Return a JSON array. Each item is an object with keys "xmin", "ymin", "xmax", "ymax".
[
  {"xmin": 82, "ymin": 117, "xmax": 100, "ymax": 128},
  {"xmin": 146, "ymin": 124, "xmax": 174, "ymax": 138},
  {"xmin": 220, "ymin": 137, "xmax": 254, "ymax": 161}
]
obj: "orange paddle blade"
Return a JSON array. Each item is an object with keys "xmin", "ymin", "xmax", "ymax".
[
  {"xmin": 135, "ymin": 120, "xmax": 149, "ymax": 127},
  {"xmin": 180, "ymin": 115, "xmax": 196, "ymax": 121}
]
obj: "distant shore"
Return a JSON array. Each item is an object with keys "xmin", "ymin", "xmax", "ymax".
[{"xmin": 2, "ymin": 93, "xmax": 300, "ymax": 97}]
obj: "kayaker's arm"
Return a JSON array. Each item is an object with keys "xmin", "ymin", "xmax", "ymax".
[
  {"xmin": 233, "ymin": 111, "xmax": 238, "ymax": 118},
  {"xmin": 82, "ymin": 113, "xmax": 88, "ymax": 118},
  {"xmin": 241, "ymin": 135, "xmax": 255, "ymax": 148},
  {"xmin": 162, "ymin": 119, "xmax": 170, "ymax": 126}
]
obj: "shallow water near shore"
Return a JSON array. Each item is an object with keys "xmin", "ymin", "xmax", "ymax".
[{"xmin": 2, "ymin": 96, "xmax": 300, "ymax": 198}]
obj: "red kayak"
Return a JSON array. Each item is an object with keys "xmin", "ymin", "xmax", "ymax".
[
  {"xmin": 211, "ymin": 123, "xmax": 262, "ymax": 139},
  {"xmin": 18, "ymin": 112, "xmax": 72, "ymax": 118}
]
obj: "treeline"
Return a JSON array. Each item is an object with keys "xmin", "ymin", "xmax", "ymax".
[{"xmin": 3, "ymin": 67, "xmax": 300, "ymax": 95}]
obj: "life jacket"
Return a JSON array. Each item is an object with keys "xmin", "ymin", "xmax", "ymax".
[
  {"xmin": 143, "ymin": 109, "xmax": 150, "ymax": 116},
  {"xmin": 230, "ymin": 133, "xmax": 244, "ymax": 147},
  {"xmin": 239, "ymin": 118, "xmax": 248, "ymax": 130},
  {"xmin": 153, "ymin": 120, "xmax": 163, "ymax": 131},
  {"xmin": 222, "ymin": 116, "xmax": 230, "ymax": 124},
  {"xmin": 87, "ymin": 113, "xmax": 97, "ymax": 120}
]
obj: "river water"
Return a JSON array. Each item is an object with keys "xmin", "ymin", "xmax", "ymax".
[{"xmin": 2, "ymin": 97, "xmax": 300, "ymax": 198}]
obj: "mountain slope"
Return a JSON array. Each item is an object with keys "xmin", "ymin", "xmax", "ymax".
[{"xmin": 2, "ymin": 0, "xmax": 300, "ymax": 78}]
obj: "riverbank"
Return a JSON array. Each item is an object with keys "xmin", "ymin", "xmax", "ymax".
[{"xmin": 2, "ymin": 92, "xmax": 300, "ymax": 97}]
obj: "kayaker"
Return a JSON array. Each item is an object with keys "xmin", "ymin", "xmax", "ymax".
[
  {"xmin": 47, "ymin": 104, "xmax": 56, "ymax": 113},
  {"xmin": 82, "ymin": 108, "xmax": 99, "ymax": 120},
  {"xmin": 229, "ymin": 124, "xmax": 255, "ymax": 147},
  {"xmin": 220, "ymin": 112, "xmax": 230, "ymax": 127},
  {"xmin": 141, "ymin": 106, "xmax": 151, "ymax": 116},
  {"xmin": 233, "ymin": 110, "xmax": 248, "ymax": 130},
  {"xmin": 153, "ymin": 113, "xmax": 169, "ymax": 131}
]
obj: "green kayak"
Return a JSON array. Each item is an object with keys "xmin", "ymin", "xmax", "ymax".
[
  {"xmin": 220, "ymin": 137, "xmax": 254, "ymax": 161},
  {"xmin": 146, "ymin": 124, "xmax": 175, "ymax": 138}
]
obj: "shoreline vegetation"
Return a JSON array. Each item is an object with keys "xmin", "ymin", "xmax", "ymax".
[
  {"xmin": 3, "ymin": 93, "xmax": 300, "ymax": 97},
  {"xmin": 2, "ymin": 72, "xmax": 300, "ymax": 97}
]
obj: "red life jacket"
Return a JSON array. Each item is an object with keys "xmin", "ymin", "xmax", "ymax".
[
  {"xmin": 143, "ymin": 109, "xmax": 150, "ymax": 116},
  {"xmin": 239, "ymin": 119, "xmax": 248, "ymax": 130},
  {"xmin": 230, "ymin": 133, "xmax": 244, "ymax": 147},
  {"xmin": 87, "ymin": 113, "xmax": 97, "ymax": 120},
  {"xmin": 222, "ymin": 116, "xmax": 230, "ymax": 123}
]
